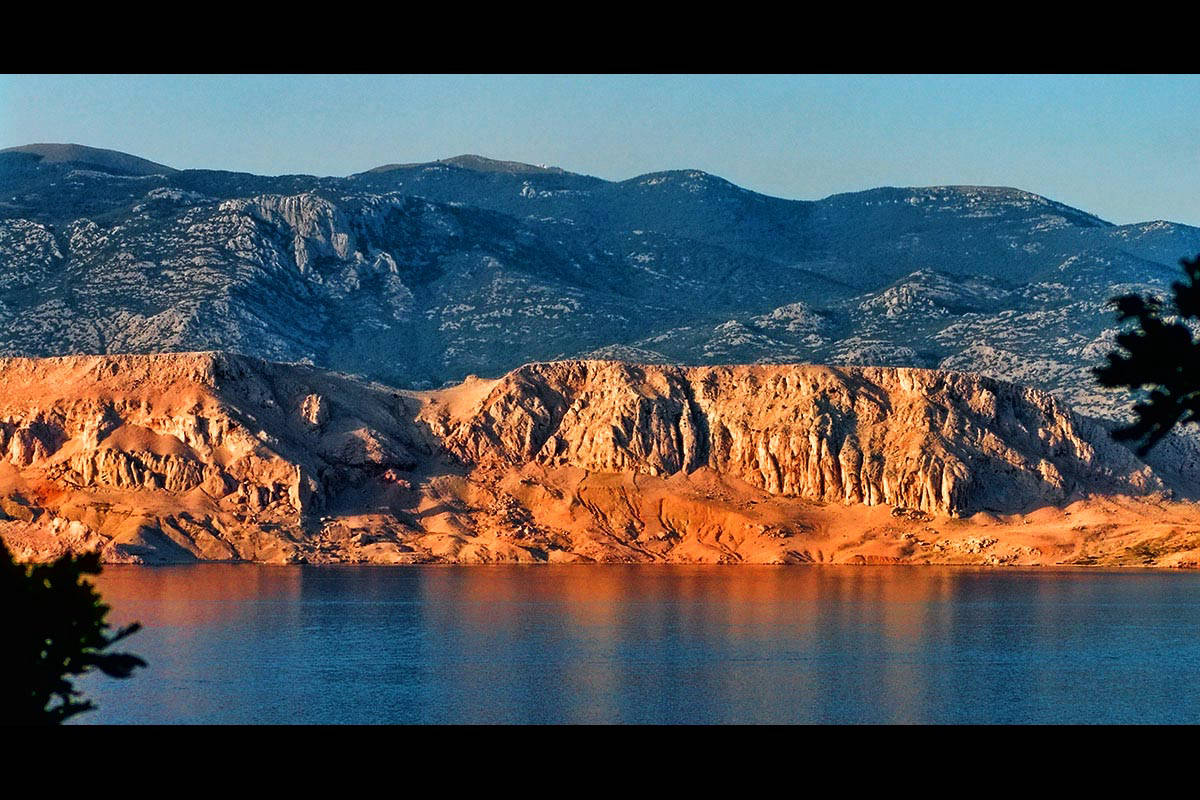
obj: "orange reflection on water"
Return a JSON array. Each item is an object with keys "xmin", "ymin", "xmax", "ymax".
[
  {"xmin": 77, "ymin": 564, "xmax": 1200, "ymax": 724},
  {"xmin": 95, "ymin": 564, "xmax": 304, "ymax": 628}
]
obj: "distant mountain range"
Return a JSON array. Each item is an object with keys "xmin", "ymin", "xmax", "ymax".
[{"xmin": 3, "ymin": 142, "xmax": 1199, "ymax": 428}]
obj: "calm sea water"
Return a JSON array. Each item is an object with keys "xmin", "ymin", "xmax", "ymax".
[{"xmin": 70, "ymin": 565, "xmax": 1200, "ymax": 724}]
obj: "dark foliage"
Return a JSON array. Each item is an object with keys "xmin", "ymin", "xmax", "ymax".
[
  {"xmin": 1094, "ymin": 254, "xmax": 1200, "ymax": 455},
  {"xmin": 0, "ymin": 539, "xmax": 145, "ymax": 724}
]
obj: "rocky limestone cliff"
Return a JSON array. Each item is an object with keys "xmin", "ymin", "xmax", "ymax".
[
  {"xmin": 0, "ymin": 353, "xmax": 427, "ymax": 562},
  {"xmin": 439, "ymin": 361, "xmax": 1160, "ymax": 517},
  {"xmin": 0, "ymin": 353, "xmax": 1194, "ymax": 566}
]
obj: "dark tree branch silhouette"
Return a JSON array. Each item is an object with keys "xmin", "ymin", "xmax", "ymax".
[
  {"xmin": 0, "ymin": 539, "xmax": 145, "ymax": 724},
  {"xmin": 1094, "ymin": 253, "xmax": 1200, "ymax": 456}
]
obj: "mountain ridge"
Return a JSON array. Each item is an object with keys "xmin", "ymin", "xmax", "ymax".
[
  {"xmin": 0, "ymin": 143, "xmax": 177, "ymax": 176},
  {"xmin": 1, "ymin": 142, "xmax": 1142, "ymax": 221},
  {"xmin": 2, "ymin": 352, "xmax": 1198, "ymax": 566},
  {"xmin": 2, "ymin": 141, "xmax": 1199, "ymax": 438},
  {"xmin": 364, "ymin": 154, "xmax": 579, "ymax": 176}
]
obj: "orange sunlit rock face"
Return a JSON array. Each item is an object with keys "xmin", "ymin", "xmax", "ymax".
[{"xmin": 2, "ymin": 352, "xmax": 1199, "ymax": 567}]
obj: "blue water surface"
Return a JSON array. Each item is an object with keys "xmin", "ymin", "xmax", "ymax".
[{"xmin": 72, "ymin": 565, "xmax": 1200, "ymax": 724}]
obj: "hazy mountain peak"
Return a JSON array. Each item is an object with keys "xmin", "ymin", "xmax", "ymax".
[
  {"xmin": 825, "ymin": 184, "xmax": 1111, "ymax": 227},
  {"xmin": 363, "ymin": 154, "xmax": 575, "ymax": 177},
  {"xmin": 0, "ymin": 143, "xmax": 177, "ymax": 176},
  {"xmin": 625, "ymin": 169, "xmax": 743, "ymax": 192},
  {"xmin": 438, "ymin": 154, "xmax": 569, "ymax": 174}
]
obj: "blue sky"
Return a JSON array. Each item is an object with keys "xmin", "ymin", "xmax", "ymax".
[{"xmin": 3, "ymin": 74, "xmax": 1198, "ymax": 225}]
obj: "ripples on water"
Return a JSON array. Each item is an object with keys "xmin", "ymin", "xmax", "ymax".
[{"xmin": 72, "ymin": 565, "xmax": 1200, "ymax": 724}]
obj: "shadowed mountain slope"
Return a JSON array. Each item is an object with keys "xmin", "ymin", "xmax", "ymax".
[{"xmin": 2, "ymin": 145, "xmax": 1199, "ymax": 430}]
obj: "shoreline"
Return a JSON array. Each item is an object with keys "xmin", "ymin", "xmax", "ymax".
[{"xmin": 90, "ymin": 560, "xmax": 1200, "ymax": 571}]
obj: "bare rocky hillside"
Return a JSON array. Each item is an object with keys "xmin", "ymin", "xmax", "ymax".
[{"xmin": 2, "ymin": 353, "xmax": 1197, "ymax": 567}]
